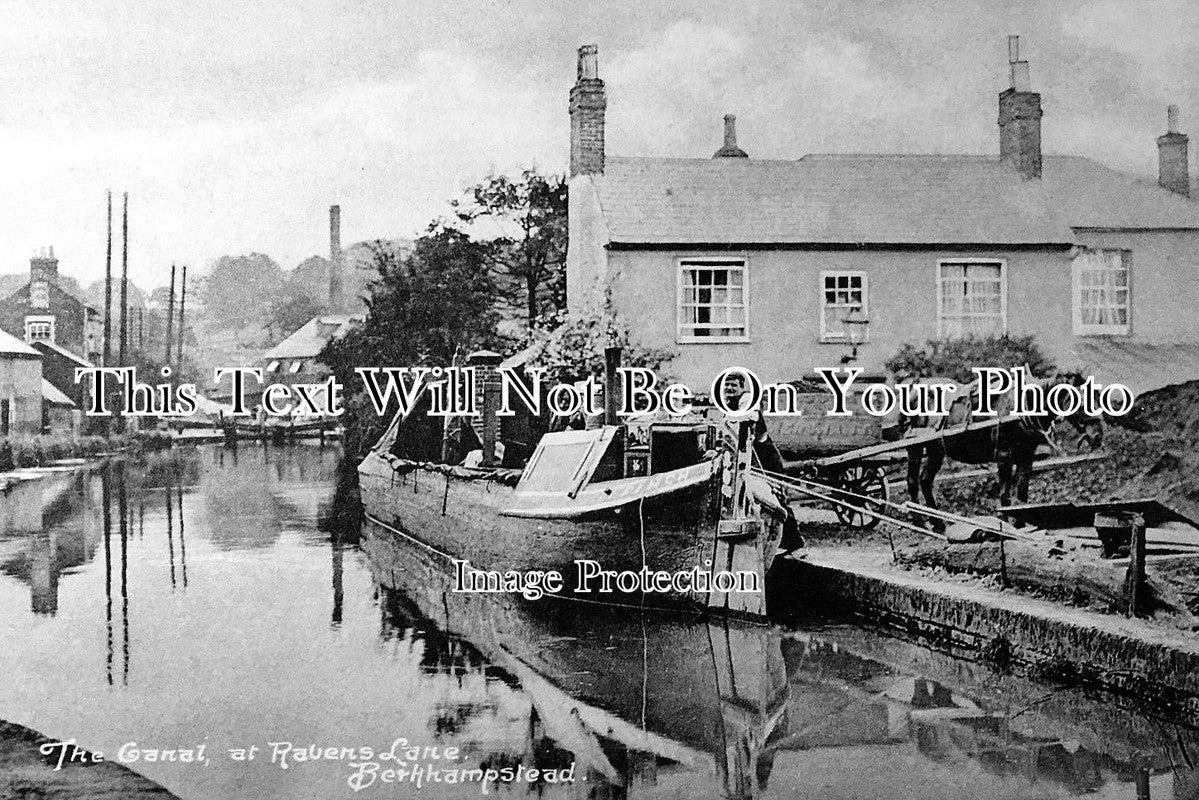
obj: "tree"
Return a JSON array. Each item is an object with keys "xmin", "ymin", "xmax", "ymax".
[
  {"xmin": 265, "ymin": 285, "xmax": 324, "ymax": 343},
  {"xmin": 526, "ymin": 295, "xmax": 674, "ymax": 384},
  {"xmin": 451, "ymin": 169, "xmax": 567, "ymax": 331},
  {"xmin": 198, "ymin": 253, "xmax": 286, "ymax": 329},
  {"xmin": 321, "ymin": 227, "xmax": 504, "ymax": 454}
]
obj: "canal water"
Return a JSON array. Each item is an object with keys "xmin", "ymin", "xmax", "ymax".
[{"xmin": 1, "ymin": 444, "xmax": 1196, "ymax": 800}]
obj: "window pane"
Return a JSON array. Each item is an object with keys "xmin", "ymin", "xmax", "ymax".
[
  {"xmin": 1073, "ymin": 248, "xmax": 1130, "ymax": 333},
  {"xmin": 679, "ymin": 263, "xmax": 746, "ymax": 338}
]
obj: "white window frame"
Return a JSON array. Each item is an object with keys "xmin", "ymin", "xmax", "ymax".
[
  {"xmin": 266, "ymin": 360, "xmax": 280, "ymax": 373},
  {"xmin": 1072, "ymin": 248, "xmax": 1131, "ymax": 336},
  {"xmin": 819, "ymin": 271, "xmax": 868, "ymax": 343},
  {"xmin": 935, "ymin": 259, "xmax": 1008, "ymax": 338},
  {"xmin": 676, "ymin": 256, "xmax": 750, "ymax": 344},
  {"xmin": 24, "ymin": 315, "xmax": 55, "ymax": 343},
  {"xmin": 289, "ymin": 360, "xmax": 304, "ymax": 374}
]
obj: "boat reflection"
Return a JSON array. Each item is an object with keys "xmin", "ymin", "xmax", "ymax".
[{"xmin": 364, "ymin": 518, "xmax": 788, "ymax": 798}]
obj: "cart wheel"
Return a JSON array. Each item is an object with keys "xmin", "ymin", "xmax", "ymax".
[{"xmin": 832, "ymin": 465, "xmax": 888, "ymax": 529}]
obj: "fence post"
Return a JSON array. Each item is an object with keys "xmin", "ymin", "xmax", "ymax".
[
  {"xmin": 1135, "ymin": 756, "xmax": 1151, "ymax": 800},
  {"xmin": 1126, "ymin": 512, "xmax": 1146, "ymax": 618}
]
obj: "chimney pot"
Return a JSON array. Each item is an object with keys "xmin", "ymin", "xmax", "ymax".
[
  {"xmin": 1157, "ymin": 105, "xmax": 1190, "ymax": 196},
  {"xmin": 713, "ymin": 113, "xmax": 749, "ymax": 158},
  {"xmin": 1009, "ymin": 60, "xmax": 1031, "ymax": 92},
  {"xmin": 577, "ymin": 44, "xmax": 599, "ymax": 81},
  {"xmin": 1008, "ymin": 35, "xmax": 1020, "ymax": 63}
]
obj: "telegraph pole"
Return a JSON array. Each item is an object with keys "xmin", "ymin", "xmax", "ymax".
[
  {"xmin": 118, "ymin": 193, "xmax": 129, "ymax": 367},
  {"xmin": 164, "ymin": 265, "xmax": 176, "ymax": 367},
  {"xmin": 103, "ymin": 192, "xmax": 113, "ymax": 366},
  {"xmin": 176, "ymin": 265, "xmax": 187, "ymax": 374}
]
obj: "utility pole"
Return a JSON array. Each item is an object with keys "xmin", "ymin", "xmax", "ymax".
[
  {"xmin": 164, "ymin": 265, "xmax": 176, "ymax": 368},
  {"xmin": 176, "ymin": 265, "xmax": 187, "ymax": 374},
  {"xmin": 103, "ymin": 192, "xmax": 113, "ymax": 366},
  {"xmin": 118, "ymin": 193, "xmax": 129, "ymax": 367}
]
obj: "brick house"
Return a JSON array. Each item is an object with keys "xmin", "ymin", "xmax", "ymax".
[
  {"xmin": 0, "ymin": 248, "xmax": 102, "ymax": 365},
  {"xmin": 565, "ymin": 40, "xmax": 1199, "ymax": 394}
]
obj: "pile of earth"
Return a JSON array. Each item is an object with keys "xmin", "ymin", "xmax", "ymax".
[{"xmin": 937, "ymin": 379, "xmax": 1199, "ymax": 521}]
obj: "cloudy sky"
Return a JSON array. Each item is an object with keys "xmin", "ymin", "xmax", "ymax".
[{"xmin": 1, "ymin": 0, "xmax": 1196, "ymax": 290}]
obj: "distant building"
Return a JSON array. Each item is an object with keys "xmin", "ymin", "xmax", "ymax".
[
  {"xmin": 565, "ymin": 39, "xmax": 1199, "ymax": 395},
  {"xmin": 0, "ymin": 328, "xmax": 44, "ymax": 437},
  {"xmin": 31, "ymin": 341, "xmax": 93, "ymax": 434},
  {"xmin": 261, "ymin": 314, "xmax": 361, "ymax": 389},
  {"xmin": 0, "ymin": 248, "xmax": 102, "ymax": 364},
  {"xmin": 41, "ymin": 379, "xmax": 76, "ymax": 435}
]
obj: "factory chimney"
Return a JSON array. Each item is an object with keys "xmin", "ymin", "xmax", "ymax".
[{"xmin": 328, "ymin": 204, "xmax": 344, "ymax": 313}]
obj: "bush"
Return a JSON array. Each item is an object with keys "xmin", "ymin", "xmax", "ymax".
[
  {"xmin": 526, "ymin": 298, "xmax": 674, "ymax": 384},
  {"xmin": 884, "ymin": 334, "xmax": 1056, "ymax": 383},
  {"xmin": 0, "ymin": 431, "xmax": 166, "ymax": 471}
]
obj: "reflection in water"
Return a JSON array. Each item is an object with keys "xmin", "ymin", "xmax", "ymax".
[{"xmin": 0, "ymin": 444, "xmax": 1195, "ymax": 800}]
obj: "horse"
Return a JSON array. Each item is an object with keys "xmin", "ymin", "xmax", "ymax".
[{"xmin": 900, "ymin": 371, "xmax": 1102, "ymax": 513}]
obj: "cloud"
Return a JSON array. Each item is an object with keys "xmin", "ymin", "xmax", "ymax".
[
  {"xmin": 1, "ymin": 1, "xmax": 1195, "ymax": 290},
  {"xmin": 0, "ymin": 41, "xmax": 563, "ymax": 286}
]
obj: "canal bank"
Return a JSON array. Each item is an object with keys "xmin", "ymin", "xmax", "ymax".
[
  {"xmin": 0, "ymin": 719, "xmax": 180, "ymax": 799},
  {"xmin": 772, "ymin": 547, "xmax": 1199, "ymax": 720}
]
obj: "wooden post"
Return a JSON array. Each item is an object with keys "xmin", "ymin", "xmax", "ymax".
[
  {"xmin": 1126, "ymin": 512, "xmax": 1147, "ymax": 617},
  {"xmin": 177, "ymin": 265, "xmax": 187, "ymax": 373},
  {"xmin": 707, "ymin": 419, "xmax": 769, "ymax": 618},
  {"xmin": 164, "ymin": 265, "xmax": 176, "ymax": 367},
  {"xmin": 118, "ymin": 193, "xmax": 129, "ymax": 367},
  {"xmin": 103, "ymin": 191, "xmax": 113, "ymax": 367},
  {"xmin": 468, "ymin": 351, "xmax": 503, "ymax": 468},
  {"xmin": 603, "ymin": 346, "xmax": 621, "ymax": 426},
  {"xmin": 1135, "ymin": 755, "xmax": 1151, "ymax": 800}
]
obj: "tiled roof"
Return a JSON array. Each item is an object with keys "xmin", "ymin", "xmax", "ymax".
[
  {"xmin": 0, "ymin": 328, "xmax": 39, "ymax": 358},
  {"xmin": 590, "ymin": 154, "xmax": 1199, "ymax": 246},
  {"xmin": 30, "ymin": 340, "xmax": 92, "ymax": 368},
  {"xmin": 262, "ymin": 315, "xmax": 361, "ymax": 360}
]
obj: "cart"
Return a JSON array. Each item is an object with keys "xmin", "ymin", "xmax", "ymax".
[{"xmin": 764, "ymin": 392, "xmax": 1014, "ymax": 529}]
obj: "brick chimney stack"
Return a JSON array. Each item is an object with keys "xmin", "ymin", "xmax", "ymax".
[
  {"xmin": 328, "ymin": 204, "xmax": 344, "ymax": 312},
  {"xmin": 569, "ymin": 44, "xmax": 607, "ymax": 177},
  {"xmin": 713, "ymin": 114, "xmax": 749, "ymax": 158},
  {"xmin": 1157, "ymin": 105, "xmax": 1190, "ymax": 197},
  {"xmin": 998, "ymin": 35, "xmax": 1043, "ymax": 180},
  {"xmin": 30, "ymin": 246, "xmax": 58, "ymax": 285}
]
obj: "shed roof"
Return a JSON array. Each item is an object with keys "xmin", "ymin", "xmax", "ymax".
[
  {"xmin": 263, "ymin": 315, "xmax": 361, "ymax": 360},
  {"xmin": 590, "ymin": 154, "xmax": 1199, "ymax": 247},
  {"xmin": 41, "ymin": 379, "xmax": 74, "ymax": 407},
  {"xmin": 0, "ymin": 328, "xmax": 40, "ymax": 358},
  {"xmin": 31, "ymin": 340, "xmax": 92, "ymax": 368}
]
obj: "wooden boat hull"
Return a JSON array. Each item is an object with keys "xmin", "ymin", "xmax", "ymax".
[{"xmin": 357, "ymin": 451, "xmax": 761, "ymax": 608}]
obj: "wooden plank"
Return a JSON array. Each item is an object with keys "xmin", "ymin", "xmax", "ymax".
[{"xmin": 805, "ymin": 417, "xmax": 1010, "ymax": 468}]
